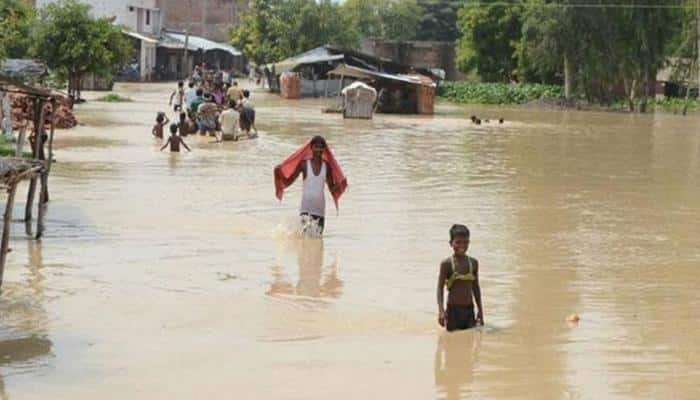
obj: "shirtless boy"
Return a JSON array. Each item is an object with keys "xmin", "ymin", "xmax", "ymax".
[
  {"xmin": 437, "ymin": 224, "xmax": 484, "ymax": 331},
  {"xmin": 160, "ymin": 123, "xmax": 191, "ymax": 153},
  {"xmin": 152, "ymin": 112, "xmax": 169, "ymax": 139}
]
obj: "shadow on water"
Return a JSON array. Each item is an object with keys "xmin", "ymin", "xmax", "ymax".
[{"xmin": 434, "ymin": 329, "xmax": 482, "ymax": 400}]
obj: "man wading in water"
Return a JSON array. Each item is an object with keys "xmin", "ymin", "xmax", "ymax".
[
  {"xmin": 274, "ymin": 136, "xmax": 347, "ymax": 235},
  {"xmin": 437, "ymin": 224, "xmax": 484, "ymax": 331}
]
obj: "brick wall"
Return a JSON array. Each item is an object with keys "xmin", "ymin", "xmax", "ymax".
[
  {"xmin": 361, "ymin": 39, "xmax": 466, "ymax": 81},
  {"xmin": 157, "ymin": 0, "xmax": 246, "ymax": 42}
]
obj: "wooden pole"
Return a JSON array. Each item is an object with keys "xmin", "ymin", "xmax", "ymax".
[
  {"xmin": 41, "ymin": 98, "xmax": 55, "ymax": 204},
  {"xmin": 337, "ymin": 74, "xmax": 345, "ymax": 110},
  {"xmin": 25, "ymin": 99, "xmax": 45, "ymax": 222},
  {"xmin": 0, "ymin": 182, "xmax": 19, "ymax": 290},
  {"xmin": 15, "ymin": 125, "xmax": 27, "ymax": 157}
]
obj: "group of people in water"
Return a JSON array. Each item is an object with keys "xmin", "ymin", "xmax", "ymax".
[
  {"xmin": 151, "ymin": 65, "xmax": 483, "ymax": 333},
  {"xmin": 152, "ymin": 66, "xmax": 259, "ymax": 152}
]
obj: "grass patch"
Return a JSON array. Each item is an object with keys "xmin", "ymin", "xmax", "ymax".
[
  {"xmin": 438, "ymin": 81, "xmax": 563, "ymax": 105},
  {"xmin": 0, "ymin": 135, "xmax": 32, "ymax": 158},
  {"xmin": 96, "ymin": 93, "xmax": 133, "ymax": 102}
]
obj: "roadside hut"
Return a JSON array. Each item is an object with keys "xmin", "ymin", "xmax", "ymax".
[
  {"xmin": 341, "ymin": 81, "xmax": 377, "ymax": 119},
  {"xmin": 329, "ymin": 64, "xmax": 436, "ymax": 115},
  {"xmin": 268, "ymin": 46, "xmax": 438, "ymax": 114}
]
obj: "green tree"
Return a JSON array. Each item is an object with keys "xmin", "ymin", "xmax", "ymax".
[
  {"xmin": 231, "ymin": 0, "xmax": 283, "ymax": 64},
  {"xmin": 517, "ymin": 0, "xmax": 682, "ymax": 109},
  {"xmin": 456, "ymin": 1, "xmax": 523, "ymax": 82},
  {"xmin": 33, "ymin": 0, "xmax": 131, "ymax": 100},
  {"xmin": 416, "ymin": 0, "xmax": 463, "ymax": 41},
  {"xmin": 341, "ymin": 0, "xmax": 383, "ymax": 39},
  {"xmin": 0, "ymin": 0, "xmax": 35, "ymax": 60},
  {"xmin": 341, "ymin": 0, "xmax": 421, "ymax": 41},
  {"xmin": 232, "ymin": 0, "xmax": 359, "ymax": 64},
  {"xmin": 378, "ymin": 0, "xmax": 422, "ymax": 40}
]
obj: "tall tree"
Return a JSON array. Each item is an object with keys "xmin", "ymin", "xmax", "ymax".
[
  {"xmin": 232, "ymin": 0, "xmax": 358, "ymax": 63},
  {"xmin": 33, "ymin": 0, "xmax": 131, "ymax": 100},
  {"xmin": 416, "ymin": 0, "xmax": 463, "ymax": 41},
  {"xmin": 0, "ymin": 0, "xmax": 35, "ymax": 60},
  {"xmin": 457, "ymin": 0, "xmax": 523, "ymax": 82},
  {"xmin": 380, "ymin": 0, "xmax": 421, "ymax": 40}
]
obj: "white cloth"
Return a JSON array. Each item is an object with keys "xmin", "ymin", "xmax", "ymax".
[
  {"xmin": 300, "ymin": 160, "xmax": 327, "ymax": 217},
  {"xmin": 219, "ymin": 108, "xmax": 239, "ymax": 136},
  {"xmin": 184, "ymin": 88, "xmax": 197, "ymax": 109}
]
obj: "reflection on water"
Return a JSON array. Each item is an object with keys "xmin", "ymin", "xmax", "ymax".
[
  {"xmin": 268, "ymin": 238, "xmax": 343, "ymax": 299},
  {"xmin": 0, "ymin": 240, "xmax": 52, "ymax": 400},
  {"xmin": 434, "ymin": 330, "xmax": 481, "ymax": 400}
]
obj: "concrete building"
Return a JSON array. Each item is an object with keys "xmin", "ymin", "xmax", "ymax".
[
  {"xmin": 36, "ymin": 0, "xmax": 162, "ymax": 81},
  {"xmin": 35, "ymin": 0, "xmax": 245, "ymax": 81}
]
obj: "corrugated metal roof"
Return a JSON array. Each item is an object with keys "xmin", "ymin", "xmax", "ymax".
[
  {"xmin": 162, "ymin": 32, "xmax": 242, "ymax": 56},
  {"xmin": 272, "ymin": 46, "xmax": 345, "ymax": 73},
  {"xmin": 328, "ymin": 64, "xmax": 435, "ymax": 87},
  {"xmin": 123, "ymin": 30, "xmax": 159, "ymax": 44},
  {"xmin": 0, "ymin": 59, "xmax": 47, "ymax": 80}
]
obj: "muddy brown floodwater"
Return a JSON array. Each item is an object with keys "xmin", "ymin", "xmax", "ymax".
[{"xmin": 0, "ymin": 82, "xmax": 699, "ymax": 399}]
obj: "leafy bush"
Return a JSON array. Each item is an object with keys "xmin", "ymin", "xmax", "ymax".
[
  {"xmin": 651, "ymin": 98, "xmax": 700, "ymax": 112},
  {"xmin": 437, "ymin": 81, "xmax": 562, "ymax": 104},
  {"xmin": 96, "ymin": 93, "xmax": 132, "ymax": 102}
]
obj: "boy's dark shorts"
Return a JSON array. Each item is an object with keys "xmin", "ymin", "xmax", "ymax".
[
  {"xmin": 300, "ymin": 213, "xmax": 325, "ymax": 234},
  {"xmin": 446, "ymin": 304, "xmax": 476, "ymax": 331}
]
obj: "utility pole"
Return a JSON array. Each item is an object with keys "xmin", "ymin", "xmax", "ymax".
[
  {"xmin": 181, "ymin": 0, "xmax": 192, "ymax": 80},
  {"xmin": 696, "ymin": 0, "xmax": 699, "ymax": 99}
]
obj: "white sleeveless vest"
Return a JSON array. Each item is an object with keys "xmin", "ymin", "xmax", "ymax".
[{"xmin": 300, "ymin": 159, "xmax": 327, "ymax": 217}]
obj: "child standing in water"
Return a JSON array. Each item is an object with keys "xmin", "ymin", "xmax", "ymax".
[
  {"xmin": 437, "ymin": 224, "xmax": 483, "ymax": 331},
  {"xmin": 169, "ymin": 81, "xmax": 185, "ymax": 112},
  {"xmin": 160, "ymin": 123, "xmax": 191, "ymax": 153},
  {"xmin": 152, "ymin": 112, "xmax": 169, "ymax": 139}
]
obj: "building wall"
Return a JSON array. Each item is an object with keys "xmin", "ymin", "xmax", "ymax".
[
  {"xmin": 361, "ymin": 39, "xmax": 466, "ymax": 81},
  {"xmin": 35, "ymin": 0, "xmax": 159, "ymax": 34},
  {"xmin": 156, "ymin": 0, "xmax": 246, "ymax": 41}
]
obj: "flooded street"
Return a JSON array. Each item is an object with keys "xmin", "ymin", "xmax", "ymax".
[{"xmin": 1, "ymin": 82, "xmax": 699, "ymax": 399}]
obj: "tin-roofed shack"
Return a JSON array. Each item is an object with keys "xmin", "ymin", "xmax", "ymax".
[{"xmin": 267, "ymin": 46, "xmax": 438, "ymax": 114}]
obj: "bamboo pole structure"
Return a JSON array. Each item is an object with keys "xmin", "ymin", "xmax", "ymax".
[
  {"xmin": 41, "ymin": 98, "xmax": 56, "ymax": 205},
  {"xmin": 0, "ymin": 162, "xmax": 43, "ymax": 290},
  {"xmin": 15, "ymin": 125, "xmax": 27, "ymax": 157},
  {"xmin": 0, "ymin": 181, "xmax": 18, "ymax": 288},
  {"xmin": 25, "ymin": 98, "xmax": 45, "ymax": 222}
]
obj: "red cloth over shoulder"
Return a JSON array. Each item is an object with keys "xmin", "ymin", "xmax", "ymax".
[{"xmin": 274, "ymin": 138, "xmax": 348, "ymax": 210}]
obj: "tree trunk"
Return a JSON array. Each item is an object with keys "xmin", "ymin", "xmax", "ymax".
[
  {"xmin": 564, "ymin": 54, "xmax": 572, "ymax": 100},
  {"xmin": 624, "ymin": 78, "xmax": 637, "ymax": 112},
  {"xmin": 640, "ymin": 66, "xmax": 649, "ymax": 113}
]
